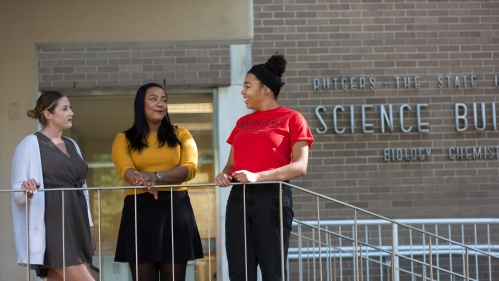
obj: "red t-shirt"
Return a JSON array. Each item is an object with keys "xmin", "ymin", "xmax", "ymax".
[{"xmin": 227, "ymin": 106, "xmax": 314, "ymax": 174}]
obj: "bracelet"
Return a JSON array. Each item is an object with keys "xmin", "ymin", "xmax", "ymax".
[{"xmin": 155, "ymin": 171, "xmax": 164, "ymax": 182}]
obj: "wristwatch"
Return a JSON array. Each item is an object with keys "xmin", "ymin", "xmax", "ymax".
[{"xmin": 155, "ymin": 171, "xmax": 163, "ymax": 182}]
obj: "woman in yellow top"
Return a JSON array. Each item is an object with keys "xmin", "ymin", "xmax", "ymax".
[{"xmin": 112, "ymin": 83, "xmax": 204, "ymax": 281}]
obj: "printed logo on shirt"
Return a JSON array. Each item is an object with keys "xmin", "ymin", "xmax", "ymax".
[{"xmin": 238, "ymin": 118, "xmax": 284, "ymax": 129}]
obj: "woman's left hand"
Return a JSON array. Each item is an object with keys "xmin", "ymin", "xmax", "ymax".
[{"xmin": 231, "ymin": 170, "xmax": 259, "ymax": 183}]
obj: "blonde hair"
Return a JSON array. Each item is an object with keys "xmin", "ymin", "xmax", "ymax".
[{"xmin": 27, "ymin": 91, "xmax": 65, "ymax": 127}]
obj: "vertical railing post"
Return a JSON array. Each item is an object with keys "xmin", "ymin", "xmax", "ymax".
[
  {"xmin": 306, "ymin": 238, "xmax": 310, "ymax": 281},
  {"xmin": 354, "ymin": 210, "xmax": 359, "ymax": 281},
  {"xmin": 435, "ymin": 225, "xmax": 440, "ymax": 281},
  {"xmin": 298, "ymin": 225, "xmax": 302, "ymax": 281},
  {"xmin": 474, "ymin": 224, "xmax": 478, "ymax": 281},
  {"xmin": 280, "ymin": 182, "xmax": 285, "ymax": 281},
  {"xmin": 25, "ymin": 192, "xmax": 30, "ymax": 281},
  {"xmin": 62, "ymin": 190, "xmax": 66, "ymax": 281},
  {"xmin": 98, "ymin": 189, "xmax": 102, "ymax": 281},
  {"xmin": 448, "ymin": 224, "xmax": 452, "ymax": 281},
  {"xmin": 465, "ymin": 248, "xmax": 469, "ymax": 281},
  {"xmin": 391, "ymin": 223, "xmax": 397, "ymax": 281},
  {"xmin": 333, "ymin": 246, "xmax": 337, "ymax": 281},
  {"xmin": 327, "ymin": 232, "xmax": 330, "ymax": 281},
  {"xmin": 364, "ymin": 225, "xmax": 370, "ymax": 281},
  {"xmin": 429, "ymin": 235, "xmax": 433, "ymax": 281},
  {"xmin": 410, "ymin": 228, "xmax": 414, "ymax": 281},
  {"xmin": 134, "ymin": 187, "xmax": 138, "ymax": 281},
  {"xmin": 171, "ymin": 186, "xmax": 175, "ymax": 280},
  {"xmin": 488, "ymin": 223, "xmax": 492, "ymax": 281},
  {"xmin": 359, "ymin": 244, "xmax": 363, "ymax": 281},
  {"xmin": 207, "ymin": 185, "xmax": 212, "ymax": 281},
  {"xmin": 243, "ymin": 184, "xmax": 248, "ymax": 281},
  {"xmin": 316, "ymin": 196, "xmax": 322, "ymax": 281},
  {"xmin": 379, "ymin": 225, "xmax": 383, "ymax": 281}
]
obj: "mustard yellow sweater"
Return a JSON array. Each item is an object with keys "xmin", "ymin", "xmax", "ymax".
[{"xmin": 112, "ymin": 127, "xmax": 197, "ymax": 195}]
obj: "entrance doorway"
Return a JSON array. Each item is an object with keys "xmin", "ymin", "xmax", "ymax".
[{"xmin": 65, "ymin": 89, "xmax": 216, "ymax": 280}]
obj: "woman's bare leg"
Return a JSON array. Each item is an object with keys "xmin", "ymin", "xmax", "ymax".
[
  {"xmin": 51, "ymin": 264, "xmax": 95, "ymax": 281},
  {"xmin": 46, "ymin": 269, "xmax": 63, "ymax": 281}
]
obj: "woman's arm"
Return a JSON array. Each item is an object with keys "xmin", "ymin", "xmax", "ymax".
[
  {"xmin": 130, "ymin": 128, "xmax": 198, "ymax": 185},
  {"xmin": 12, "ymin": 136, "xmax": 41, "ymax": 203},
  {"xmin": 231, "ymin": 140, "xmax": 309, "ymax": 183},
  {"xmin": 215, "ymin": 146, "xmax": 235, "ymax": 187}
]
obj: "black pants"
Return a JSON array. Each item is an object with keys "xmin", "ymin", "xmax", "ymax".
[{"xmin": 225, "ymin": 183, "xmax": 293, "ymax": 281}]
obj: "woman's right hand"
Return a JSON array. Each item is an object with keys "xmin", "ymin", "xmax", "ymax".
[
  {"xmin": 215, "ymin": 173, "xmax": 233, "ymax": 187},
  {"xmin": 21, "ymin": 178, "xmax": 40, "ymax": 198}
]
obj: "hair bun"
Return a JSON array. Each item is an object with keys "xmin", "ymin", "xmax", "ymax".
[
  {"xmin": 27, "ymin": 109, "xmax": 38, "ymax": 119},
  {"xmin": 265, "ymin": 53, "xmax": 287, "ymax": 78}
]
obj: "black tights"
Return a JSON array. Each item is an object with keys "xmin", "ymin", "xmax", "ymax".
[{"xmin": 129, "ymin": 262, "xmax": 187, "ymax": 281}]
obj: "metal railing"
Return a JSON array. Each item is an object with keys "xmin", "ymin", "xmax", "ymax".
[
  {"xmin": 5, "ymin": 184, "xmax": 216, "ymax": 281},
  {"xmin": 4, "ymin": 182, "xmax": 499, "ymax": 281},
  {"xmin": 287, "ymin": 182, "xmax": 499, "ymax": 281}
]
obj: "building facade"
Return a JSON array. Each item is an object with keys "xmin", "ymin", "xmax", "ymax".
[{"xmin": 2, "ymin": 0, "xmax": 499, "ymax": 280}]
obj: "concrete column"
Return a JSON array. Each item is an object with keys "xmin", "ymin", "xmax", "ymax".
[{"xmin": 216, "ymin": 44, "xmax": 252, "ymax": 281}]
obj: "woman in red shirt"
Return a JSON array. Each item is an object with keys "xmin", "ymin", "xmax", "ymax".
[{"xmin": 215, "ymin": 53, "xmax": 314, "ymax": 281}]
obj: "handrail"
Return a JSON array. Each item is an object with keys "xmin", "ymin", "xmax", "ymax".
[
  {"xmin": 286, "ymin": 182, "xmax": 499, "ymax": 259},
  {"xmin": 5, "ymin": 181, "xmax": 499, "ymax": 281},
  {"xmin": 294, "ymin": 218, "xmax": 499, "ymax": 226}
]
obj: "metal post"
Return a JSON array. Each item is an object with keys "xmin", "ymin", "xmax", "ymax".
[
  {"xmin": 333, "ymin": 247, "xmax": 337, "ymax": 281},
  {"xmin": 171, "ymin": 187, "xmax": 175, "ymax": 280},
  {"xmin": 360, "ymin": 244, "xmax": 363, "ymax": 281},
  {"xmin": 474, "ymin": 224, "xmax": 478, "ymax": 281},
  {"xmin": 316, "ymin": 196, "xmax": 322, "ymax": 281},
  {"xmin": 298, "ymin": 226, "xmax": 302, "ymax": 281},
  {"xmin": 243, "ymin": 184, "xmax": 248, "ymax": 281},
  {"xmin": 280, "ymin": 182, "xmax": 285, "ymax": 281},
  {"xmin": 391, "ymin": 223, "xmax": 396, "ymax": 281},
  {"xmin": 364, "ymin": 225, "xmax": 370, "ymax": 281},
  {"xmin": 62, "ymin": 190, "xmax": 66, "ymax": 281},
  {"xmin": 379, "ymin": 225, "xmax": 383, "ymax": 281},
  {"xmin": 306, "ymin": 238, "xmax": 310, "ymax": 281},
  {"xmin": 410, "ymin": 228, "xmax": 414, "ymax": 281},
  {"xmin": 448, "ymin": 225, "xmax": 452, "ymax": 281},
  {"xmin": 465, "ymin": 248, "xmax": 469, "ymax": 281},
  {"xmin": 435, "ymin": 225, "xmax": 440, "ymax": 281},
  {"xmin": 98, "ymin": 189, "xmax": 102, "ymax": 281},
  {"xmin": 207, "ymin": 185, "xmax": 212, "ymax": 281},
  {"xmin": 134, "ymin": 188, "xmax": 138, "ymax": 281},
  {"xmin": 429, "ymin": 235, "xmax": 433, "ymax": 281},
  {"xmin": 488, "ymin": 223, "xmax": 492, "ymax": 281},
  {"xmin": 354, "ymin": 210, "xmax": 359, "ymax": 281},
  {"xmin": 25, "ymin": 192, "xmax": 30, "ymax": 281},
  {"xmin": 327, "ymin": 232, "xmax": 330, "ymax": 281}
]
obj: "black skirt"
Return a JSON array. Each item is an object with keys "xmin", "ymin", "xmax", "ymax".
[{"xmin": 115, "ymin": 191, "xmax": 204, "ymax": 263}]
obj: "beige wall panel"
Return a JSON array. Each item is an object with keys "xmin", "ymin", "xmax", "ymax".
[
  {"xmin": 2, "ymin": 0, "xmax": 253, "ymax": 46},
  {"xmin": 0, "ymin": 0, "xmax": 252, "ymax": 279}
]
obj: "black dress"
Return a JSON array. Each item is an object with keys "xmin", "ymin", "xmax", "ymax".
[{"xmin": 34, "ymin": 132, "xmax": 94, "ymax": 275}]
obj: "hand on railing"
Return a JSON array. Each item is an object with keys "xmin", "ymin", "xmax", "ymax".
[
  {"xmin": 132, "ymin": 171, "xmax": 159, "ymax": 199},
  {"xmin": 231, "ymin": 170, "xmax": 259, "ymax": 183},
  {"xmin": 215, "ymin": 173, "xmax": 233, "ymax": 187},
  {"xmin": 20, "ymin": 178, "xmax": 40, "ymax": 199}
]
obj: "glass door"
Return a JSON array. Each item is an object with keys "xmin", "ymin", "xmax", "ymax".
[{"xmin": 66, "ymin": 90, "xmax": 216, "ymax": 280}]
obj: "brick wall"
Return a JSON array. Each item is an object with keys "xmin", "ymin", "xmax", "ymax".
[
  {"xmin": 38, "ymin": 45, "xmax": 230, "ymax": 90},
  {"xmin": 37, "ymin": 0, "xmax": 499, "ymax": 223},
  {"xmin": 251, "ymin": 0, "xmax": 499, "ymax": 222}
]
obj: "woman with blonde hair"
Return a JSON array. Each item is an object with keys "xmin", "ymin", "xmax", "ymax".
[{"xmin": 12, "ymin": 91, "xmax": 95, "ymax": 280}]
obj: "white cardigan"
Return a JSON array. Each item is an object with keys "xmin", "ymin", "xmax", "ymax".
[{"xmin": 11, "ymin": 134, "xmax": 93, "ymax": 266}]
